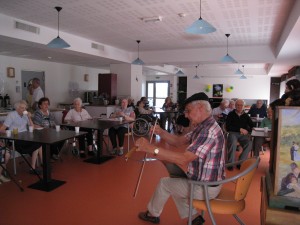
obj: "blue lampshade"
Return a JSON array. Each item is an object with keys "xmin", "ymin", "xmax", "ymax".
[
  {"xmin": 176, "ymin": 70, "xmax": 185, "ymax": 75},
  {"xmin": 193, "ymin": 74, "xmax": 200, "ymax": 79},
  {"xmin": 240, "ymin": 74, "xmax": 247, "ymax": 79},
  {"xmin": 234, "ymin": 68, "xmax": 244, "ymax": 75},
  {"xmin": 132, "ymin": 57, "xmax": 145, "ymax": 65},
  {"xmin": 132, "ymin": 40, "xmax": 145, "ymax": 65},
  {"xmin": 185, "ymin": 18, "xmax": 216, "ymax": 34},
  {"xmin": 47, "ymin": 7, "xmax": 70, "ymax": 49},
  {"xmin": 47, "ymin": 36, "xmax": 70, "ymax": 48},
  {"xmin": 221, "ymin": 54, "xmax": 237, "ymax": 63}
]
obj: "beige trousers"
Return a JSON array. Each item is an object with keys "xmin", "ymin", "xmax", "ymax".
[{"xmin": 147, "ymin": 177, "xmax": 221, "ymax": 219}]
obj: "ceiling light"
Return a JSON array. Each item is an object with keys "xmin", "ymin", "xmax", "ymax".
[
  {"xmin": 240, "ymin": 65, "xmax": 247, "ymax": 79},
  {"xmin": 221, "ymin": 34, "xmax": 237, "ymax": 63},
  {"xmin": 132, "ymin": 40, "xmax": 145, "ymax": 65},
  {"xmin": 47, "ymin": 6, "xmax": 70, "ymax": 48},
  {"xmin": 234, "ymin": 66, "xmax": 243, "ymax": 75},
  {"xmin": 141, "ymin": 16, "xmax": 162, "ymax": 23},
  {"xmin": 176, "ymin": 68, "xmax": 185, "ymax": 75},
  {"xmin": 185, "ymin": 0, "xmax": 216, "ymax": 34},
  {"xmin": 193, "ymin": 65, "xmax": 200, "ymax": 79}
]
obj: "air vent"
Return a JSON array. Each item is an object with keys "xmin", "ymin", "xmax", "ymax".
[
  {"xmin": 91, "ymin": 43, "xmax": 104, "ymax": 51},
  {"xmin": 15, "ymin": 21, "xmax": 40, "ymax": 34}
]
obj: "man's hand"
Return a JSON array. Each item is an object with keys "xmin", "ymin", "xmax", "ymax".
[{"xmin": 240, "ymin": 128, "xmax": 248, "ymax": 135}]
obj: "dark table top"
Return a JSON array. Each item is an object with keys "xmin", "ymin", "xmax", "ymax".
[{"xmin": 0, "ymin": 128, "xmax": 86, "ymax": 144}]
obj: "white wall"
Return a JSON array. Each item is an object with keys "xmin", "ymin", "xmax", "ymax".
[{"xmin": 0, "ymin": 55, "xmax": 108, "ymax": 108}]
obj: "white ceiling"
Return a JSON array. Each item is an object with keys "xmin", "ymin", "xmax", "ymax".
[{"xmin": 0, "ymin": 0, "xmax": 299, "ymax": 76}]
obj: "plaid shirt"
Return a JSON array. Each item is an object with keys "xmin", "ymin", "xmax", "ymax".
[{"xmin": 186, "ymin": 116, "xmax": 225, "ymax": 181}]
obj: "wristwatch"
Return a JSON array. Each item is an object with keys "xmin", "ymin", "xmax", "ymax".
[{"xmin": 154, "ymin": 148, "xmax": 159, "ymax": 156}]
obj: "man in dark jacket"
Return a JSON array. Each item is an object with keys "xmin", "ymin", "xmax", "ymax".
[{"xmin": 226, "ymin": 99, "xmax": 254, "ymax": 170}]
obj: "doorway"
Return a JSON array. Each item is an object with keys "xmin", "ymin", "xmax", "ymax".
[{"xmin": 146, "ymin": 81, "xmax": 170, "ymax": 107}]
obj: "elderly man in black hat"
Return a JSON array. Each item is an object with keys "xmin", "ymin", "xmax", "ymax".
[{"xmin": 135, "ymin": 92, "xmax": 226, "ymax": 224}]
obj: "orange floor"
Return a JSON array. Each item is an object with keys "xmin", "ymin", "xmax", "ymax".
[{"xmin": 0, "ymin": 136, "xmax": 269, "ymax": 225}]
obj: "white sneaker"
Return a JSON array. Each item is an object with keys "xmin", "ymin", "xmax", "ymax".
[
  {"xmin": 0, "ymin": 175, "xmax": 11, "ymax": 183},
  {"xmin": 118, "ymin": 148, "xmax": 124, "ymax": 156}
]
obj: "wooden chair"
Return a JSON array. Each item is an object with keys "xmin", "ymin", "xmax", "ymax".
[{"xmin": 188, "ymin": 157, "xmax": 260, "ymax": 225}]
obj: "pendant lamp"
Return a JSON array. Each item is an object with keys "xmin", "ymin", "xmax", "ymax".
[
  {"xmin": 235, "ymin": 66, "xmax": 244, "ymax": 75},
  {"xmin": 193, "ymin": 65, "xmax": 200, "ymax": 79},
  {"xmin": 240, "ymin": 65, "xmax": 247, "ymax": 79},
  {"xmin": 221, "ymin": 34, "xmax": 237, "ymax": 63},
  {"xmin": 132, "ymin": 40, "xmax": 145, "ymax": 65},
  {"xmin": 176, "ymin": 69, "xmax": 185, "ymax": 75},
  {"xmin": 185, "ymin": 0, "xmax": 216, "ymax": 34},
  {"xmin": 47, "ymin": 6, "xmax": 70, "ymax": 48}
]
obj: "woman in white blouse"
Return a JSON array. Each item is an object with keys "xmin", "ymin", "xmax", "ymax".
[{"xmin": 64, "ymin": 98, "xmax": 94, "ymax": 158}]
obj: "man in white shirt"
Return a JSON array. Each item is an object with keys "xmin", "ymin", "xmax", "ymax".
[{"xmin": 32, "ymin": 78, "xmax": 44, "ymax": 110}]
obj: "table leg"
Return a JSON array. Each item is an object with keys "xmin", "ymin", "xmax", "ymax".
[
  {"xmin": 28, "ymin": 144, "xmax": 65, "ymax": 192},
  {"xmin": 84, "ymin": 129, "xmax": 114, "ymax": 164}
]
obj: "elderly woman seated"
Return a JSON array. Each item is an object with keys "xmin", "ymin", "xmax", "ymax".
[
  {"xmin": 0, "ymin": 100, "xmax": 42, "ymax": 175},
  {"xmin": 64, "ymin": 97, "xmax": 94, "ymax": 158},
  {"xmin": 109, "ymin": 98, "xmax": 135, "ymax": 156},
  {"xmin": 33, "ymin": 97, "xmax": 64, "ymax": 160}
]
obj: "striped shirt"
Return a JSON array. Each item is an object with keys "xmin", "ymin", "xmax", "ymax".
[
  {"xmin": 186, "ymin": 116, "xmax": 225, "ymax": 182},
  {"xmin": 33, "ymin": 110, "xmax": 56, "ymax": 128}
]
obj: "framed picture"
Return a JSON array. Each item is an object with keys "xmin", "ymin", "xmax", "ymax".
[
  {"xmin": 213, "ymin": 84, "xmax": 223, "ymax": 97},
  {"xmin": 7, "ymin": 67, "xmax": 15, "ymax": 78},
  {"xmin": 84, "ymin": 74, "xmax": 89, "ymax": 82},
  {"xmin": 274, "ymin": 106, "xmax": 300, "ymax": 199}
]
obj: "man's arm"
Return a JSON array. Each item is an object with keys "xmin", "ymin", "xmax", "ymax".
[{"xmin": 135, "ymin": 137, "xmax": 196, "ymax": 168}]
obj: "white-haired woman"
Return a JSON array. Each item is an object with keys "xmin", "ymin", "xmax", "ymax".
[
  {"xmin": 0, "ymin": 100, "xmax": 42, "ymax": 174},
  {"xmin": 64, "ymin": 98, "xmax": 94, "ymax": 158}
]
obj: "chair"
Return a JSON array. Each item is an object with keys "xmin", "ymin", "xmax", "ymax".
[{"xmin": 188, "ymin": 157, "xmax": 260, "ymax": 225}]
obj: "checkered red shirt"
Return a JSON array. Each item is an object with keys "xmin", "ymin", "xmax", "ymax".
[{"xmin": 186, "ymin": 116, "xmax": 226, "ymax": 181}]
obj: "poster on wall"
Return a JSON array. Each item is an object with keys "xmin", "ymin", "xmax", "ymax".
[
  {"xmin": 213, "ymin": 84, "xmax": 223, "ymax": 97},
  {"xmin": 274, "ymin": 106, "xmax": 300, "ymax": 199}
]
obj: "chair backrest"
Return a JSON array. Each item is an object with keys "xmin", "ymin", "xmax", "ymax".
[
  {"xmin": 62, "ymin": 110, "xmax": 69, "ymax": 123},
  {"xmin": 234, "ymin": 158, "xmax": 258, "ymax": 201}
]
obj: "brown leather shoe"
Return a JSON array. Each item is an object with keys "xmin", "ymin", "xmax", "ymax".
[{"xmin": 138, "ymin": 211, "xmax": 160, "ymax": 224}]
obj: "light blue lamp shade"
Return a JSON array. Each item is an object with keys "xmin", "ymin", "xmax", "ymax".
[
  {"xmin": 176, "ymin": 70, "xmax": 185, "ymax": 75},
  {"xmin": 240, "ymin": 74, "xmax": 247, "ymax": 79},
  {"xmin": 234, "ymin": 68, "xmax": 244, "ymax": 75},
  {"xmin": 47, "ymin": 36, "xmax": 70, "ymax": 48},
  {"xmin": 185, "ymin": 18, "xmax": 216, "ymax": 34},
  {"xmin": 132, "ymin": 57, "xmax": 145, "ymax": 65},
  {"xmin": 193, "ymin": 74, "xmax": 200, "ymax": 79},
  {"xmin": 221, "ymin": 54, "xmax": 237, "ymax": 63}
]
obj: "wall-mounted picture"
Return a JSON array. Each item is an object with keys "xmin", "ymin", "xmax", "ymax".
[
  {"xmin": 274, "ymin": 107, "xmax": 300, "ymax": 199},
  {"xmin": 213, "ymin": 84, "xmax": 223, "ymax": 97},
  {"xmin": 7, "ymin": 67, "xmax": 15, "ymax": 78}
]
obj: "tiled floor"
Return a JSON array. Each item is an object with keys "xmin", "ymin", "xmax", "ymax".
[{"xmin": 0, "ymin": 136, "xmax": 269, "ymax": 225}]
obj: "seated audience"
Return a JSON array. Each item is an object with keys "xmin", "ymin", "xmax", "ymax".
[
  {"xmin": 212, "ymin": 99, "xmax": 230, "ymax": 125},
  {"xmin": 0, "ymin": 100, "xmax": 42, "ymax": 174},
  {"xmin": 253, "ymin": 107, "xmax": 272, "ymax": 156},
  {"xmin": 226, "ymin": 99, "xmax": 254, "ymax": 170},
  {"xmin": 33, "ymin": 97, "xmax": 64, "ymax": 160},
  {"xmin": 127, "ymin": 97, "xmax": 135, "ymax": 109},
  {"xmin": 109, "ymin": 98, "xmax": 135, "ymax": 156},
  {"xmin": 160, "ymin": 97, "xmax": 175, "ymax": 131},
  {"xmin": 64, "ymin": 98, "xmax": 94, "ymax": 158},
  {"xmin": 248, "ymin": 100, "xmax": 267, "ymax": 118},
  {"xmin": 0, "ymin": 142, "xmax": 11, "ymax": 183},
  {"xmin": 228, "ymin": 100, "xmax": 235, "ymax": 112},
  {"xmin": 137, "ymin": 100, "xmax": 154, "ymax": 115}
]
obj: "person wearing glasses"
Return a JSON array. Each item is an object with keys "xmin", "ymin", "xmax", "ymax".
[
  {"xmin": 64, "ymin": 97, "xmax": 94, "ymax": 158},
  {"xmin": 135, "ymin": 92, "xmax": 225, "ymax": 224},
  {"xmin": 33, "ymin": 97, "xmax": 64, "ymax": 160}
]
